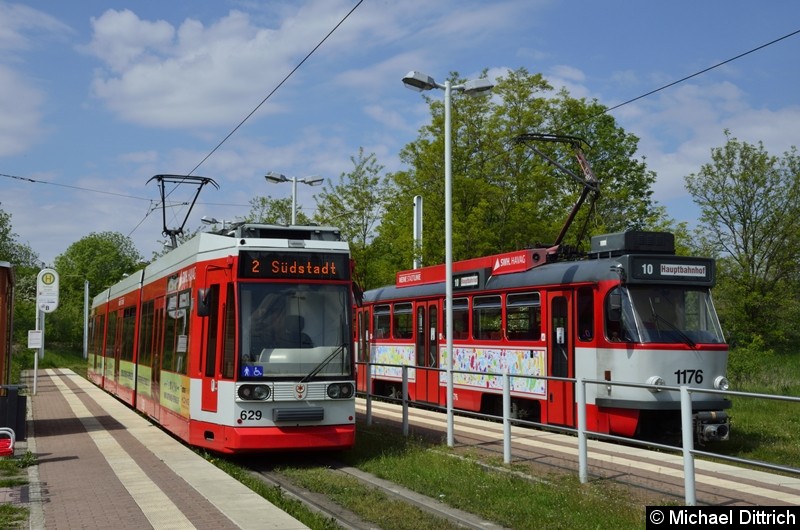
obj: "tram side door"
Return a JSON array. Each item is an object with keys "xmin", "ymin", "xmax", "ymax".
[
  {"xmin": 356, "ymin": 308, "xmax": 369, "ymax": 392},
  {"xmin": 151, "ymin": 296, "xmax": 166, "ymax": 423},
  {"xmin": 201, "ymin": 283, "xmax": 223, "ymax": 413},
  {"xmin": 414, "ymin": 303, "xmax": 439, "ymax": 404},
  {"xmin": 547, "ymin": 291, "xmax": 575, "ymax": 426}
]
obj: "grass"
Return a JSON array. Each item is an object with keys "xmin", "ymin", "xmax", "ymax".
[
  {"xmin": 275, "ymin": 424, "xmax": 649, "ymax": 530},
  {"xmin": 0, "ymin": 451, "xmax": 36, "ymax": 529},
  {"xmin": 713, "ymin": 351, "xmax": 800, "ymax": 468}
]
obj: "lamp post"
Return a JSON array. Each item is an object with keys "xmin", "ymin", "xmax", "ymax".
[
  {"xmin": 265, "ymin": 172, "xmax": 324, "ymax": 225},
  {"xmin": 402, "ymin": 70, "xmax": 493, "ymax": 447}
]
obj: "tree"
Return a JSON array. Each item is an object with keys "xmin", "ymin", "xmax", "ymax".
[
  {"xmin": 246, "ymin": 196, "xmax": 302, "ymax": 225},
  {"xmin": 0, "ymin": 205, "xmax": 41, "ymax": 343},
  {"xmin": 313, "ymin": 148, "xmax": 389, "ymax": 289},
  {"xmin": 684, "ymin": 131, "xmax": 800, "ymax": 348},
  {"xmin": 50, "ymin": 232, "xmax": 143, "ymax": 347},
  {"xmin": 375, "ymin": 67, "xmax": 663, "ymax": 277}
]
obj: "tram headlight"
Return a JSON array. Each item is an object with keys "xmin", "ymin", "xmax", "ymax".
[
  {"xmin": 237, "ymin": 384, "xmax": 271, "ymax": 401},
  {"xmin": 645, "ymin": 376, "xmax": 665, "ymax": 392},
  {"xmin": 714, "ymin": 376, "xmax": 730, "ymax": 391},
  {"xmin": 327, "ymin": 382, "xmax": 355, "ymax": 399}
]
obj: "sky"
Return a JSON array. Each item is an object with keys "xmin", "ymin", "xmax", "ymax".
[{"xmin": 1, "ymin": 0, "xmax": 800, "ymax": 266}]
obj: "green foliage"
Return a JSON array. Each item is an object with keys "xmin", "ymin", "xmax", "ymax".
[
  {"xmin": 313, "ymin": 148, "xmax": 389, "ymax": 290},
  {"xmin": 727, "ymin": 335, "xmax": 775, "ymax": 387},
  {"xmin": 48, "ymin": 232, "xmax": 143, "ymax": 347},
  {"xmin": 0, "ymin": 207, "xmax": 40, "ymax": 269},
  {"xmin": 375, "ymin": 67, "xmax": 664, "ymax": 277},
  {"xmin": 0, "ymin": 205, "xmax": 42, "ymax": 346},
  {"xmin": 685, "ymin": 132, "xmax": 800, "ymax": 349},
  {"xmin": 246, "ymin": 195, "xmax": 306, "ymax": 226}
]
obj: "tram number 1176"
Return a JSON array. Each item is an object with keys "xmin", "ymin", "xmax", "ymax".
[{"xmin": 674, "ymin": 369, "xmax": 703, "ymax": 385}]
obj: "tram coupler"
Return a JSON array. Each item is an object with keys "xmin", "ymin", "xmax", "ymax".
[{"xmin": 694, "ymin": 411, "xmax": 730, "ymax": 444}]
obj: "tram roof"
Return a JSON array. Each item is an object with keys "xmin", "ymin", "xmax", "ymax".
[{"xmin": 364, "ymin": 257, "xmax": 620, "ymax": 303}]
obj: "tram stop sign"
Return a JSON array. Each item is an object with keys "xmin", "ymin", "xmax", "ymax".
[{"xmin": 36, "ymin": 268, "xmax": 59, "ymax": 313}]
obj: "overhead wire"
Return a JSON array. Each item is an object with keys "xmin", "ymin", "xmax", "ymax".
[
  {"xmin": 0, "ymin": 172, "xmax": 153, "ymax": 201},
  {"xmin": 146, "ymin": 0, "xmax": 365, "ymax": 238},
  {"xmin": 577, "ymin": 27, "xmax": 800, "ymax": 125}
]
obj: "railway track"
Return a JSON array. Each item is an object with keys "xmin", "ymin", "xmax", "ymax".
[{"xmin": 247, "ymin": 456, "xmax": 507, "ymax": 530}]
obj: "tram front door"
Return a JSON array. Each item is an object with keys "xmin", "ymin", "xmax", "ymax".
[
  {"xmin": 547, "ymin": 291, "xmax": 575, "ymax": 427},
  {"xmin": 414, "ymin": 303, "xmax": 440, "ymax": 404}
]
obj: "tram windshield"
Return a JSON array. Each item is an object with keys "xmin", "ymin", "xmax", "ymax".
[
  {"xmin": 239, "ymin": 283, "xmax": 352, "ymax": 378},
  {"xmin": 605, "ymin": 286, "xmax": 724, "ymax": 345}
]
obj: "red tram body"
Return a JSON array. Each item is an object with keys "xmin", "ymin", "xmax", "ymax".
[
  {"xmin": 0, "ymin": 262, "xmax": 13, "ymax": 387},
  {"xmin": 355, "ymin": 231, "xmax": 731, "ymax": 443},
  {"xmin": 88, "ymin": 224, "xmax": 356, "ymax": 454}
]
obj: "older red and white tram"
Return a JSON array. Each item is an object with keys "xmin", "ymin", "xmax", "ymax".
[
  {"xmin": 89, "ymin": 224, "xmax": 356, "ymax": 454},
  {"xmin": 355, "ymin": 231, "xmax": 730, "ymax": 443}
]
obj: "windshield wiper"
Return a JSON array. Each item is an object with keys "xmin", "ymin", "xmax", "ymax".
[
  {"xmin": 649, "ymin": 299, "xmax": 695, "ymax": 348},
  {"xmin": 301, "ymin": 344, "xmax": 346, "ymax": 383}
]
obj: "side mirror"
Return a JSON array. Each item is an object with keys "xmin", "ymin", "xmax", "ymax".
[
  {"xmin": 607, "ymin": 291, "xmax": 621, "ymax": 322},
  {"xmin": 353, "ymin": 282, "xmax": 364, "ymax": 307}
]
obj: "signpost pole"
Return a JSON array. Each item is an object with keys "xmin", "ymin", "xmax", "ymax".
[{"xmin": 34, "ymin": 268, "xmax": 60, "ymax": 395}]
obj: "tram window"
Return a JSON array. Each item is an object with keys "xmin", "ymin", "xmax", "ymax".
[
  {"xmin": 121, "ymin": 306, "xmax": 136, "ymax": 362},
  {"xmin": 506, "ymin": 292, "xmax": 541, "ymax": 341},
  {"xmin": 221, "ymin": 283, "xmax": 235, "ymax": 378},
  {"xmin": 175, "ymin": 290, "xmax": 191, "ymax": 375},
  {"xmin": 393, "ymin": 302, "xmax": 413, "ymax": 339},
  {"xmin": 577, "ymin": 286, "xmax": 594, "ymax": 342},
  {"xmin": 163, "ymin": 291, "xmax": 191, "ymax": 374},
  {"xmin": 138, "ymin": 301, "xmax": 154, "ymax": 366},
  {"xmin": 373, "ymin": 304, "xmax": 391, "ymax": 339},
  {"xmin": 106, "ymin": 312, "xmax": 117, "ymax": 358},
  {"xmin": 473, "ymin": 295, "xmax": 502, "ymax": 341},
  {"xmin": 444, "ymin": 298, "xmax": 469, "ymax": 339},
  {"xmin": 91, "ymin": 314, "xmax": 105, "ymax": 358},
  {"xmin": 162, "ymin": 295, "xmax": 177, "ymax": 371},
  {"xmin": 605, "ymin": 287, "xmax": 636, "ymax": 342}
]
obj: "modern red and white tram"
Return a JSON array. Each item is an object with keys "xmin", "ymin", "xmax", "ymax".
[
  {"xmin": 355, "ymin": 230, "xmax": 731, "ymax": 443},
  {"xmin": 88, "ymin": 224, "xmax": 356, "ymax": 454}
]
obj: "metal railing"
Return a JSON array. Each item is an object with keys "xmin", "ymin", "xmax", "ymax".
[{"xmin": 357, "ymin": 360, "xmax": 800, "ymax": 505}]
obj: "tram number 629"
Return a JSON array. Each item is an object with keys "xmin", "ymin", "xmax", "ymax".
[
  {"xmin": 674, "ymin": 369, "xmax": 703, "ymax": 385},
  {"xmin": 240, "ymin": 410, "xmax": 263, "ymax": 421}
]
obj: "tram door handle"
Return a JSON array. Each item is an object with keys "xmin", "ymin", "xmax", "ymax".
[{"xmin": 210, "ymin": 379, "xmax": 217, "ymax": 392}]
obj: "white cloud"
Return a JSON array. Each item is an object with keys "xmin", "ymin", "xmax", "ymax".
[{"xmin": 0, "ymin": 65, "xmax": 46, "ymax": 156}]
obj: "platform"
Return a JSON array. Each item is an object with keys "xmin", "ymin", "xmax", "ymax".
[{"xmin": 5, "ymin": 368, "xmax": 308, "ymax": 530}]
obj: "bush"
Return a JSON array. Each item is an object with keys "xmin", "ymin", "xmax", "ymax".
[{"xmin": 727, "ymin": 335, "xmax": 775, "ymax": 387}]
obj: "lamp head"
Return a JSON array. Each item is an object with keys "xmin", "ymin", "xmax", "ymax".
[
  {"xmin": 462, "ymin": 78, "xmax": 494, "ymax": 95},
  {"xmin": 301, "ymin": 177, "xmax": 324, "ymax": 186},
  {"xmin": 402, "ymin": 71, "xmax": 438, "ymax": 92},
  {"xmin": 265, "ymin": 172, "xmax": 289, "ymax": 184}
]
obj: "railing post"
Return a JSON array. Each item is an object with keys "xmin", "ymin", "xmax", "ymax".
[
  {"xmin": 577, "ymin": 378, "xmax": 588, "ymax": 484},
  {"xmin": 366, "ymin": 361, "xmax": 373, "ymax": 426},
  {"xmin": 503, "ymin": 370, "xmax": 511, "ymax": 464},
  {"xmin": 402, "ymin": 365, "xmax": 409, "ymax": 437},
  {"xmin": 680, "ymin": 385, "xmax": 696, "ymax": 505}
]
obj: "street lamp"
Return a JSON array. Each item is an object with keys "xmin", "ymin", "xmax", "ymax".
[
  {"xmin": 402, "ymin": 70, "xmax": 493, "ymax": 447},
  {"xmin": 265, "ymin": 172, "xmax": 324, "ymax": 225}
]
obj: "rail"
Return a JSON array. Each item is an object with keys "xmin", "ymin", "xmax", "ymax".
[{"xmin": 356, "ymin": 360, "xmax": 800, "ymax": 506}]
